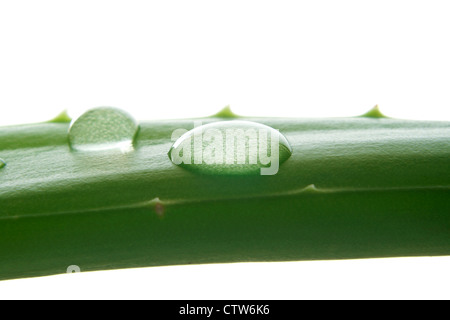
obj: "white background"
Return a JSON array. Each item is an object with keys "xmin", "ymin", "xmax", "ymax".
[{"xmin": 0, "ymin": 0, "xmax": 449, "ymax": 299}]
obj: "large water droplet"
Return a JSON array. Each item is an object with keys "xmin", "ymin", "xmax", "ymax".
[
  {"xmin": 168, "ymin": 120, "xmax": 292, "ymax": 175},
  {"xmin": 68, "ymin": 107, "xmax": 138, "ymax": 152},
  {"xmin": 0, "ymin": 158, "xmax": 5, "ymax": 169}
]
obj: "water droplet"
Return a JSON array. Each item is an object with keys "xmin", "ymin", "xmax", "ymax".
[
  {"xmin": 0, "ymin": 158, "xmax": 5, "ymax": 169},
  {"xmin": 68, "ymin": 107, "xmax": 138, "ymax": 152},
  {"xmin": 168, "ymin": 120, "xmax": 292, "ymax": 175}
]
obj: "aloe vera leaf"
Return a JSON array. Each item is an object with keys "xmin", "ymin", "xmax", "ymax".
[{"xmin": 0, "ymin": 107, "xmax": 449, "ymax": 281}]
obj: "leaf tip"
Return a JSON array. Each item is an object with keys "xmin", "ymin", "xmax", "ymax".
[
  {"xmin": 48, "ymin": 110, "xmax": 72, "ymax": 123},
  {"xmin": 300, "ymin": 184, "xmax": 321, "ymax": 194},
  {"xmin": 359, "ymin": 105, "xmax": 389, "ymax": 119},
  {"xmin": 211, "ymin": 105, "xmax": 240, "ymax": 118}
]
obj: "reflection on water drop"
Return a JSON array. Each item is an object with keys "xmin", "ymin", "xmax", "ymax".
[
  {"xmin": 0, "ymin": 158, "xmax": 5, "ymax": 169},
  {"xmin": 68, "ymin": 107, "xmax": 138, "ymax": 152},
  {"xmin": 168, "ymin": 120, "xmax": 292, "ymax": 175}
]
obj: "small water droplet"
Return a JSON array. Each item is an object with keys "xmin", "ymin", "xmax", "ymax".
[
  {"xmin": 0, "ymin": 158, "xmax": 5, "ymax": 169},
  {"xmin": 168, "ymin": 120, "xmax": 292, "ymax": 175},
  {"xmin": 68, "ymin": 107, "xmax": 138, "ymax": 152}
]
